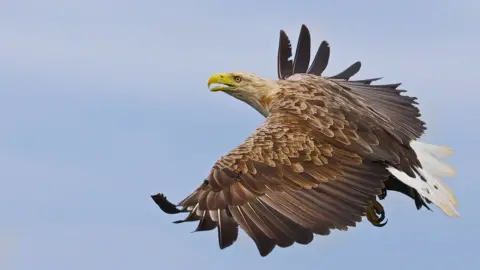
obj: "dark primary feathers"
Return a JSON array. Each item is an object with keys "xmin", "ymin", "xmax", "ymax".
[
  {"xmin": 277, "ymin": 30, "xmax": 293, "ymax": 79},
  {"xmin": 307, "ymin": 41, "xmax": 330, "ymax": 76}
]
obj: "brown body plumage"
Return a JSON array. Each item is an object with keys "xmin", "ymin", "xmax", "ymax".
[{"xmin": 152, "ymin": 25, "xmax": 458, "ymax": 257}]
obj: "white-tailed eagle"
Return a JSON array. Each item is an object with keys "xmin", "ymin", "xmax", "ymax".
[{"xmin": 152, "ymin": 24, "xmax": 458, "ymax": 257}]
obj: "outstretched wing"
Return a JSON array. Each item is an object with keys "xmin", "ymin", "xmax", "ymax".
[
  {"xmin": 277, "ymin": 25, "xmax": 425, "ymax": 141},
  {"xmin": 162, "ymin": 98, "xmax": 392, "ymax": 256},
  {"xmin": 277, "ymin": 24, "xmax": 430, "ymax": 210}
]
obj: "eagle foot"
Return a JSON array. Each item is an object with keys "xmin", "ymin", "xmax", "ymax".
[{"xmin": 366, "ymin": 200, "xmax": 388, "ymax": 227}]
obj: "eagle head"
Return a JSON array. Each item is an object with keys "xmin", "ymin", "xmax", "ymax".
[{"xmin": 207, "ymin": 72, "xmax": 279, "ymax": 116}]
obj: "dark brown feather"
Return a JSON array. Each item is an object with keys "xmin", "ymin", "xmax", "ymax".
[
  {"xmin": 292, "ymin": 24, "xmax": 311, "ymax": 74},
  {"xmin": 229, "ymin": 206, "xmax": 276, "ymax": 256},
  {"xmin": 277, "ymin": 30, "xmax": 293, "ymax": 79},
  {"xmin": 217, "ymin": 209, "xmax": 239, "ymax": 249},
  {"xmin": 307, "ymin": 41, "xmax": 330, "ymax": 76},
  {"xmin": 329, "ymin": 61, "xmax": 362, "ymax": 80}
]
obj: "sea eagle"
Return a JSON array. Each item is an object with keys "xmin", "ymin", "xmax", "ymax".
[{"xmin": 152, "ymin": 24, "xmax": 458, "ymax": 257}]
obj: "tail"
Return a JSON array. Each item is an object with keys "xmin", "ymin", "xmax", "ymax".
[{"xmin": 386, "ymin": 141, "xmax": 459, "ymax": 217}]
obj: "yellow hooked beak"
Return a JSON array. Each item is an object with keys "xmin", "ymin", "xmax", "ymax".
[{"xmin": 207, "ymin": 73, "xmax": 236, "ymax": 92}]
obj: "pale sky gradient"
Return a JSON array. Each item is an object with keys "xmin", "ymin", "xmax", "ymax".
[{"xmin": 1, "ymin": 1, "xmax": 479, "ymax": 269}]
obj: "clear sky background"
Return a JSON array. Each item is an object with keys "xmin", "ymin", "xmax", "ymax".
[{"xmin": 1, "ymin": 1, "xmax": 479, "ymax": 269}]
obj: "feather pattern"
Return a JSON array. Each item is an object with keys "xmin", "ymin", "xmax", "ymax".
[
  {"xmin": 276, "ymin": 24, "xmax": 434, "ymax": 212},
  {"xmin": 164, "ymin": 77, "xmax": 426, "ymax": 256},
  {"xmin": 153, "ymin": 24, "xmax": 459, "ymax": 257}
]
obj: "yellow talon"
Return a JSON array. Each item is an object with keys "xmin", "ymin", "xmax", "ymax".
[{"xmin": 366, "ymin": 200, "xmax": 388, "ymax": 227}]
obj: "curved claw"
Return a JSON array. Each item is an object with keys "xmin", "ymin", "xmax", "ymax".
[{"xmin": 366, "ymin": 201, "xmax": 388, "ymax": 227}]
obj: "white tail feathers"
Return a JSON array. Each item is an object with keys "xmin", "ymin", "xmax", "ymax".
[{"xmin": 387, "ymin": 141, "xmax": 459, "ymax": 218}]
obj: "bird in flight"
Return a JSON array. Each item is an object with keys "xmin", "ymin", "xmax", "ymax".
[{"xmin": 152, "ymin": 24, "xmax": 458, "ymax": 257}]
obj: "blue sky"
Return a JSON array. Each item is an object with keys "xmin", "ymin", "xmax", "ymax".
[{"xmin": 1, "ymin": 1, "xmax": 479, "ymax": 269}]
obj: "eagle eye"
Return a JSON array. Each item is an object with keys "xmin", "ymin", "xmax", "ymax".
[{"xmin": 233, "ymin": 76, "xmax": 242, "ymax": 83}]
